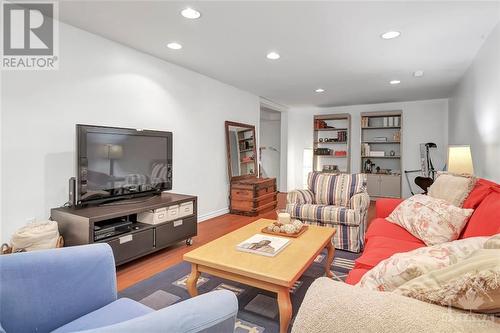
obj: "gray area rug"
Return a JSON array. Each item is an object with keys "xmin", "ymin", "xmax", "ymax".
[{"xmin": 119, "ymin": 249, "xmax": 359, "ymax": 333}]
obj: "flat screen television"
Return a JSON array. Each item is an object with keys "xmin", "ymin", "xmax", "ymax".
[{"xmin": 76, "ymin": 124, "xmax": 172, "ymax": 205}]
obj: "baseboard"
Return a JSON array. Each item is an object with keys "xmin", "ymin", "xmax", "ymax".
[{"xmin": 197, "ymin": 207, "xmax": 229, "ymax": 222}]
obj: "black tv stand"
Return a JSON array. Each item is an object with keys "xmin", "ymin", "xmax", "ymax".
[
  {"xmin": 51, "ymin": 192, "xmax": 197, "ymax": 265},
  {"xmin": 98, "ymin": 194, "xmax": 158, "ymax": 207}
]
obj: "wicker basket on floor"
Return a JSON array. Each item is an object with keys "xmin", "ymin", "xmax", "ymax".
[{"xmin": 1, "ymin": 236, "xmax": 64, "ymax": 255}]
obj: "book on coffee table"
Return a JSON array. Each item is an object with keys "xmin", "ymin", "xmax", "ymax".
[{"xmin": 236, "ymin": 234, "xmax": 290, "ymax": 257}]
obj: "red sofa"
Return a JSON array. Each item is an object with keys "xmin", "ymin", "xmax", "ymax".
[{"xmin": 346, "ymin": 178, "xmax": 500, "ymax": 285}]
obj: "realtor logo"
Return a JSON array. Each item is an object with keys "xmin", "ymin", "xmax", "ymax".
[{"xmin": 1, "ymin": 1, "xmax": 59, "ymax": 70}]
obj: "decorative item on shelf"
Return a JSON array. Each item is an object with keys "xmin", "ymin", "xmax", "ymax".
[
  {"xmin": 241, "ymin": 156, "xmax": 254, "ymax": 163},
  {"xmin": 244, "ymin": 141, "xmax": 254, "ymax": 150},
  {"xmin": 314, "ymin": 119, "xmax": 328, "ymax": 129},
  {"xmin": 362, "ymin": 143, "xmax": 371, "ymax": 157},
  {"xmin": 388, "ymin": 117, "xmax": 394, "ymax": 127},
  {"xmin": 376, "ymin": 166, "xmax": 381, "ymax": 173},
  {"xmin": 322, "ymin": 165, "xmax": 339, "ymax": 173},
  {"xmin": 390, "ymin": 150, "xmax": 396, "ymax": 156},
  {"xmin": 364, "ymin": 159, "xmax": 373, "ymax": 173},
  {"xmin": 393, "ymin": 131, "xmax": 401, "ymax": 142},
  {"xmin": 361, "ymin": 117, "xmax": 369, "ymax": 127},
  {"xmin": 314, "ymin": 148, "xmax": 332, "ymax": 155},
  {"xmin": 383, "ymin": 117, "xmax": 388, "ymax": 127},
  {"xmin": 334, "ymin": 150, "xmax": 347, "ymax": 157}
]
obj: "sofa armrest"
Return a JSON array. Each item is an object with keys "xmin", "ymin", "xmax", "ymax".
[
  {"xmin": 376, "ymin": 198, "xmax": 404, "ymax": 218},
  {"xmin": 80, "ymin": 290, "xmax": 238, "ymax": 333},
  {"xmin": 292, "ymin": 277, "xmax": 499, "ymax": 333},
  {"xmin": 287, "ymin": 189, "xmax": 314, "ymax": 204},
  {"xmin": 349, "ymin": 192, "xmax": 370, "ymax": 212},
  {"xmin": 0, "ymin": 244, "xmax": 117, "ymax": 333}
]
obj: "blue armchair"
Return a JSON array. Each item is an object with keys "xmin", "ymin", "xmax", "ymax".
[{"xmin": 0, "ymin": 244, "xmax": 238, "ymax": 333}]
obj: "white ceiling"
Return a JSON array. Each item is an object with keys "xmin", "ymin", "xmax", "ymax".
[{"xmin": 59, "ymin": 1, "xmax": 500, "ymax": 108}]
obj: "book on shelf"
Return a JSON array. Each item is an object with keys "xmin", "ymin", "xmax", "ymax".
[
  {"xmin": 369, "ymin": 151, "xmax": 385, "ymax": 157},
  {"xmin": 236, "ymin": 234, "xmax": 290, "ymax": 257}
]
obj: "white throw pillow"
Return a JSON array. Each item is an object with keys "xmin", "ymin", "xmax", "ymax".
[
  {"xmin": 394, "ymin": 247, "xmax": 500, "ymax": 314},
  {"xmin": 357, "ymin": 236, "xmax": 487, "ymax": 291},
  {"xmin": 387, "ymin": 194, "xmax": 474, "ymax": 246},
  {"xmin": 427, "ymin": 172, "xmax": 476, "ymax": 207}
]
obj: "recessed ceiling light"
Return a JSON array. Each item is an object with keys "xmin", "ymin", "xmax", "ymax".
[
  {"xmin": 266, "ymin": 52, "xmax": 280, "ymax": 60},
  {"xmin": 181, "ymin": 7, "xmax": 201, "ymax": 19},
  {"xmin": 390, "ymin": 80, "xmax": 401, "ymax": 85},
  {"xmin": 167, "ymin": 42, "xmax": 182, "ymax": 50},
  {"xmin": 413, "ymin": 70, "xmax": 424, "ymax": 77},
  {"xmin": 381, "ymin": 31, "xmax": 401, "ymax": 39},
  {"xmin": 315, "ymin": 88, "xmax": 325, "ymax": 93}
]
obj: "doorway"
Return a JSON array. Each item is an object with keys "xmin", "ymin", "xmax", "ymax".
[{"xmin": 259, "ymin": 107, "xmax": 281, "ymax": 190}]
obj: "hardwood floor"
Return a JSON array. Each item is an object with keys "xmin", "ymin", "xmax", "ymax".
[{"xmin": 116, "ymin": 193, "xmax": 376, "ymax": 291}]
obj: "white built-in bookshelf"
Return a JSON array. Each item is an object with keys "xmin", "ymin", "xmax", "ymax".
[
  {"xmin": 313, "ymin": 113, "xmax": 351, "ymax": 174},
  {"xmin": 360, "ymin": 111, "xmax": 402, "ymax": 198}
]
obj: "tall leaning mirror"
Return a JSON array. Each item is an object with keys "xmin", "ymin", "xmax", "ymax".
[{"xmin": 225, "ymin": 121, "xmax": 257, "ymax": 180}]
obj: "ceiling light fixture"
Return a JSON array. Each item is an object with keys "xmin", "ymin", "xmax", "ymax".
[
  {"xmin": 315, "ymin": 88, "xmax": 325, "ymax": 93},
  {"xmin": 266, "ymin": 52, "xmax": 280, "ymax": 60},
  {"xmin": 167, "ymin": 42, "xmax": 182, "ymax": 50},
  {"xmin": 413, "ymin": 70, "xmax": 424, "ymax": 77},
  {"xmin": 381, "ymin": 31, "xmax": 401, "ymax": 39},
  {"xmin": 390, "ymin": 80, "xmax": 401, "ymax": 85},
  {"xmin": 181, "ymin": 7, "xmax": 201, "ymax": 19}
]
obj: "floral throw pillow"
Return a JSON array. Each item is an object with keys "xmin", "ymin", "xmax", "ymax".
[
  {"xmin": 357, "ymin": 236, "xmax": 487, "ymax": 291},
  {"xmin": 387, "ymin": 194, "xmax": 474, "ymax": 246}
]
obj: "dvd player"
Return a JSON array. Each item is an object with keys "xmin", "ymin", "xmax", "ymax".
[
  {"xmin": 94, "ymin": 219, "xmax": 133, "ymax": 241},
  {"xmin": 94, "ymin": 220, "xmax": 132, "ymax": 233}
]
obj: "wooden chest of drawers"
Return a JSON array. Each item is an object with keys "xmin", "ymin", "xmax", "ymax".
[{"xmin": 230, "ymin": 177, "xmax": 277, "ymax": 216}]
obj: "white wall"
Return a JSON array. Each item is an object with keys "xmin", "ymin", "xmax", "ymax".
[
  {"xmin": 279, "ymin": 111, "xmax": 288, "ymax": 192},
  {"xmin": 1, "ymin": 23, "xmax": 259, "ymax": 242},
  {"xmin": 449, "ymin": 23, "xmax": 500, "ymax": 182},
  {"xmin": 0, "ymin": 72, "xmax": 3, "ymax": 241},
  {"xmin": 260, "ymin": 112, "xmax": 281, "ymax": 188},
  {"xmin": 287, "ymin": 99, "xmax": 449, "ymax": 197}
]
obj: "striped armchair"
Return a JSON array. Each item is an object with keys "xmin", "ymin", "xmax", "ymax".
[{"xmin": 286, "ymin": 172, "xmax": 370, "ymax": 252}]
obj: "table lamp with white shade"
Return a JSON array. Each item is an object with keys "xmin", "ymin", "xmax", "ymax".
[{"xmin": 447, "ymin": 145, "xmax": 474, "ymax": 175}]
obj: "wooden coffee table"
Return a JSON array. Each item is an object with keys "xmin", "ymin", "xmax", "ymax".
[{"xmin": 183, "ymin": 218, "xmax": 336, "ymax": 333}]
